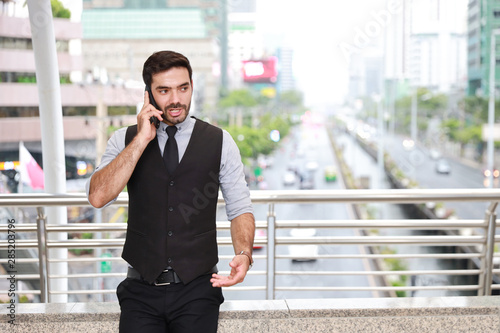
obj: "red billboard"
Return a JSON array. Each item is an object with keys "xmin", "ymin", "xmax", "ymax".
[{"xmin": 242, "ymin": 57, "xmax": 278, "ymax": 83}]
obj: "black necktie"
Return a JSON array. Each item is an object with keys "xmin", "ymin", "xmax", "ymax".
[{"xmin": 164, "ymin": 126, "xmax": 179, "ymax": 175}]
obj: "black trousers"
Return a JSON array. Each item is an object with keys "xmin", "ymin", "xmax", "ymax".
[{"xmin": 116, "ymin": 274, "xmax": 224, "ymax": 333}]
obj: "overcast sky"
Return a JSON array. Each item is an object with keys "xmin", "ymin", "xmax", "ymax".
[
  {"xmin": 255, "ymin": 0, "xmax": 468, "ymax": 110},
  {"xmin": 19, "ymin": 0, "xmax": 467, "ymax": 110},
  {"xmin": 256, "ymin": 0, "xmax": 391, "ymax": 109}
]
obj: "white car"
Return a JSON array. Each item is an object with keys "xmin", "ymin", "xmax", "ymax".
[
  {"xmin": 435, "ymin": 159, "xmax": 451, "ymax": 174},
  {"xmin": 282, "ymin": 171, "xmax": 296, "ymax": 186},
  {"xmin": 306, "ymin": 161, "xmax": 319, "ymax": 171},
  {"xmin": 402, "ymin": 138, "xmax": 415, "ymax": 151},
  {"xmin": 289, "ymin": 228, "xmax": 318, "ymax": 262}
]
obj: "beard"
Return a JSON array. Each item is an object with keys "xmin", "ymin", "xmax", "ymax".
[{"xmin": 162, "ymin": 102, "xmax": 191, "ymax": 125}]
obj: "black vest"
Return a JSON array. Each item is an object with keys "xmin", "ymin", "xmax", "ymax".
[{"xmin": 122, "ymin": 118, "xmax": 223, "ymax": 284}]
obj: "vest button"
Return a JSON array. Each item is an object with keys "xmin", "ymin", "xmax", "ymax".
[
  {"xmin": 168, "ymin": 207, "xmax": 173, "ymax": 212},
  {"xmin": 169, "ymin": 181, "xmax": 174, "ymax": 186},
  {"xmin": 167, "ymin": 258, "xmax": 172, "ymax": 263},
  {"xmin": 168, "ymin": 231, "xmax": 173, "ymax": 236}
]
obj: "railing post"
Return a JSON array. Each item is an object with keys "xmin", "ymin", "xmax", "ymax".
[
  {"xmin": 482, "ymin": 202, "xmax": 498, "ymax": 296},
  {"xmin": 36, "ymin": 207, "xmax": 48, "ymax": 303},
  {"xmin": 266, "ymin": 203, "xmax": 276, "ymax": 300}
]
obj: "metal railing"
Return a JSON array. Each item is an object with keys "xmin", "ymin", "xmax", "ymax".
[{"xmin": 0, "ymin": 189, "xmax": 499, "ymax": 302}]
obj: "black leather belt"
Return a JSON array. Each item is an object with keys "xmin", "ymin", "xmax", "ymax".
[{"xmin": 127, "ymin": 266, "xmax": 217, "ymax": 286}]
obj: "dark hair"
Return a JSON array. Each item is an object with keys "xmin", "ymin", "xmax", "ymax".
[{"xmin": 142, "ymin": 51, "xmax": 193, "ymax": 87}]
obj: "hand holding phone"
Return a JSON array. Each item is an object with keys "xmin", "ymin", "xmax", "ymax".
[{"xmin": 145, "ymin": 86, "xmax": 161, "ymax": 129}]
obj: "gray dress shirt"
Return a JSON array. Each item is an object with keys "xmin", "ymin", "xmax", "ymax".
[{"xmin": 86, "ymin": 116, "xmax": 253, "ymax": 221}]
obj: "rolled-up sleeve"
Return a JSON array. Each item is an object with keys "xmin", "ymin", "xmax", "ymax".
[
  {"xmin": 219, "ymin": 130, "xmax": 253, "ymax": 221},
  {"xmin": 85, "ymin": 128, "xmax": 127, "ymax": 206}
]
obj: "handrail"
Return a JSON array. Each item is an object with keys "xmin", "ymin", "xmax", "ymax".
[
  {"xmin": 1, "ymin": 188, "xmax": 500, "ymax": 206},
  {"xmin": 0, "ymin": 189, "xmax": 499, "ymax": 302}
]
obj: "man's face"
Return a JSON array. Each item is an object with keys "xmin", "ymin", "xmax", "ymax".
[{"xmin": 150, "ymin": 67, "xmax": 193, "ymax": 126}]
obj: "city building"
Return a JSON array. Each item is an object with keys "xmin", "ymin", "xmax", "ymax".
[
  {"xmin": 0, "ymin": 1, "xmax": 223, "ymax": 175},
  {"xmin": 382, "ymin": 0, "xmax": 468, "ymax": 95},
  {"xmin": 348, "ymin": 48, "xmax": 384, "ymax": 103},
  {"xmin": 276, "ymin": 47, "xmax": 296, "ymax": 93},
  {"xmin": 227, "ymin": 0, "xmax": 262, "ymax": 90},
  {"xmin": 467, "ymin": 0, "xmax": 500, "ymax": 96},
  {"xmin": 407, "ymin": 0, "xmax": 467, "ymax": 93},
  {"xmin": 80, "ymin": 3, "xmax": 219, "ymax": 118},
  {"xmin": 0, "ymin": 2, "xmax": 146, "ymax": 186}
]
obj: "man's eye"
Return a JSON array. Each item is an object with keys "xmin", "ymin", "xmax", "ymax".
[
  {"xmin": 181, "ymin": 86, "xmax": 188, "ymax": 91},
  {"xmin": 159, "ymin": 89, "xmax": 167, "ymax": 94}
]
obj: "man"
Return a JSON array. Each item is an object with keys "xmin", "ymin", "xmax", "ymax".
[{"xmin": 87, "ymin": 50, "xmax": 255, "ymax": 332}]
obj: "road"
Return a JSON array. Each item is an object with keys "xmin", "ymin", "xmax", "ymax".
[
  {"xmin": 381, "ymin": 133, "xmax": 492, "ymax": 219},
  {"xmin": 341, "ymin": 116, "xmax": 496, "ymax": 220},
  {"xmin": 218, "ymin": 119, "xmax": 376, "ymax": 301},
  {"xmin": 335, "ymin": 128, "xmax": 477, "ymax": 297}
]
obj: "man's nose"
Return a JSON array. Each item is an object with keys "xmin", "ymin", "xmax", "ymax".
[{"xmin": 170, "ymin": 90, "xmax": 181, "ymax": 104}]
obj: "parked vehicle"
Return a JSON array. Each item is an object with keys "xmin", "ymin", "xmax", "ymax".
[
  {"xmin": 435, "ymin": 159, "xmax": 451, "ymax": 174},
  {"xmin": 324, "ymin": 165, "xmax": 337, "ymax": 182},
  {"xmin": 282, "ymin": 171, "xmax": 296, "ymax": 186},
  {"xmin": 483, "ymin": 168, "xmax": 500, "ymax": 179},
  {"xmin": 289, "ymin": 228, "xmax": 318, "ymax": 262}
]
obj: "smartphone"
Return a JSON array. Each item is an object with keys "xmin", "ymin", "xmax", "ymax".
[{"xmin": 145, "ymin": 85, "xmax": 161, "ymax": 129}]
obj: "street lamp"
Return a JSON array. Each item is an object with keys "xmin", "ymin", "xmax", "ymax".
[
  {"xmin": 411, "ymin": 87, "xmax": 418, "ymax": 144},
  {"xmin": 410, "ymin": 89, "xmax": 432, "ymax": 146},
  {"xmin": 372, "ymin": 94, "xmax": 384, "ymax": 187},
  {"xmin": 487, "ymin": 29, "xmax": 500, "ymax": 188}
]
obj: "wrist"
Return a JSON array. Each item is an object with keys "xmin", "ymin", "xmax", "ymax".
[
  {"xmin": 131, "ymin": 132, "xmax": 154, "ymax": 152},
  {"xmin": 237, "ymin": 250, "xmax": 253, "ymax": 270}
]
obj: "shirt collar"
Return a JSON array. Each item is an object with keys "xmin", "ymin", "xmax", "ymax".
[{"xmin": 158, "ymin": 116, "xmax": 195, "ymax": 133}]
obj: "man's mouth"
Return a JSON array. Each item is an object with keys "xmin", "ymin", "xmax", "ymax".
[{"xmin": 168, "ymin": 108, "xmax": 183, "ymax": 117}]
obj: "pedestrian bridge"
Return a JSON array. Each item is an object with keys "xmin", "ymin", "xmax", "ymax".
[
  {"xmin": 1, "ymin": 189, "xmax": 500, "ymax": 332},
  {"xmin": 2, "ymin": 296, "xmax": 500, "ymax": 332}
]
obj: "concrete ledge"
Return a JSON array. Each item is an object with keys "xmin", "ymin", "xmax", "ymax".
[{"xmin": 2, "ymin": 296, "xmax": 500, "ymax": 332}]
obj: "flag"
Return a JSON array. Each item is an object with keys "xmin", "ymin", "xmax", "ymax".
[{"xmin": 19, "ymin": 142, "xmax": 44, "ymax": 190}]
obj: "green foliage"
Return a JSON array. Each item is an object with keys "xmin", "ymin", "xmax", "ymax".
[
  {"xmin": 218, "ymin": 87, "xmax": 302, "ymax": 163},
  {"xmin": 17, "ymin": 76, "xmax": 36, "ymax": 83},
  {"xmin": 456, "ymin": 126, "xmax": 482, "ymax": 144},
  {"xmin": 60, "ymin": 76, "xmax": 71, "ymax": 84},
  {"xmin": 462, "ymin": 96, "xmax": 487, "ymax": 124},
  {"xmin": 19, "ymin": 295, "xmax": 30, "ymax": 303},
  {"xmin": 380, "ymin": 246, "xmax": 408, "ymax": 297},
  {"xmin": 219, "ymin": 89, "xmax": 258, "ymax": 108},
  {"xmin": 51, "ymin": 0, "xmax": 71, "ymax": 18},
  {"xmin": 107, "ymin": 125, "xmax": 121, "ymax": 138},
  {"xmin": 82, "ymin": 232, "xmax": 93, "ymax": 239},
  {"xmin": 441, "ymin": 119, "xmax": 460, "ymax": 141},
  {"xmin": 69, "ymin": 248, "xmax": 93, "ymax": 256},
  {"xmin": 392, "ymin": 280, "xmax": 407, "ymax": 297},
  {"xmin": 279, "ymin": 90, "xmax": 303, "ymax": 107},
  {"xmin": 441, "ymin": 119, "xmax": 482, "ymax": 145},
  {"xmin": 226, "ymin": 126, "xmax": 275, "ymax": 161},
  {"xmin": 224, "ymin": 114, "xmax": 292, "ymax": 164},
  {"xmin": 395, "ymin": 87, "xmax": 447, "ymax": 110}
]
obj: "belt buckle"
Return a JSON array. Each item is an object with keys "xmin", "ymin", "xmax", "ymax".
[{"xmin": 153, "ymin": 269, "xmax": 171, "ymax": 286}]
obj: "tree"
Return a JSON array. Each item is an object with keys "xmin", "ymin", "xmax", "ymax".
[
  {"xmin": 51, "ymin": 0, "xmax": 71, "ymax": 19},
  {"xmin": 394, "ymin": 88, "xmax": 448, "ymax": 137},
  {"xmin": 219, "ymin": 89, "xmax": 258, "ymax": 108},
  {"xmin": 441, "ymin": 119, "xmax": 482, "ymax": 157},
  {"xmin": 279, "ymin": 90, "xmax": 303, "ymax": 107}
]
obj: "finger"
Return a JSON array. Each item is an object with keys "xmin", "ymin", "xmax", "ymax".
[
  {"xmin": 212, "ymin": 277, "xmax": 234, "ymax": 288},
  {"xmin": 144, "ymin": 90, "xmax": 150, "ymax": 105},
  {"xmin": 210, "ymin": 277, "xmax": 228, "ymax": 287}
]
